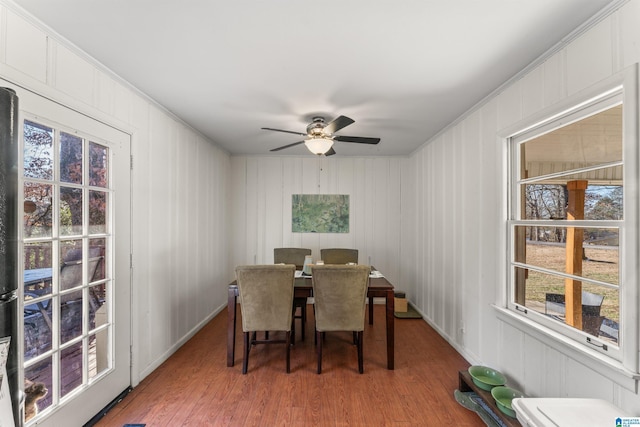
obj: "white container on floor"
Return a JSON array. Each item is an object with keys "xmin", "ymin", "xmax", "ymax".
[{"xmin": 512, "ymin": 397, "xmax": 630, "ymax": 427}]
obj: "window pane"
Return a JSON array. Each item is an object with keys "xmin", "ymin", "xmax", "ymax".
[
  {"xmin": 514, "ymin": 226, "xmax": 619, "ymax": 285},
  {"xmin": 89, "ymin": 190, "xmax": 107, "ymax": 234},
  {"xmin": 89, "ymin": 238, "xmax": 106, "ymax": 281},
  {"xmin": 586, "ymin": 185, "xmax": 623, "ymax": 220},
  {"xmin": 89, "ymin": 329, "xmax": 109, "ymax": 380},
  {"xmin": 522, "ymin": 105, "xmax": 622, "ymax": 180},
  {"xmin": 60, "ymin": 240, "xmax": 83, "ymax": 291},
  {"xmin": 88, "ymin": 283, "xmax": 107, "ymax": 331},
  {"xmin": 89, "ymin": 142, "xmax": 108, "ymax": 188},
  {"xmin": 24, "ymin": 297, "xmax": 52, "ymax": 361},
  {"xmin": 60, "ymin": 341, "xmax": 83, "ymax": 398},
  {"xmin": 25, "ymin": 358, "xmax": 52, "ymax": 416},
  {"xmin": 24, "ymin": 241, "xmax": 52, "ymax": 298},
  {"xmin": 60, "ymin": 186, "xmax": 83, "ymax": 236},
  {"xmin": 24, "ymin": 120, "xmax": 54, "ymax": 180},
  {"xmin": 515, "ymin": 266, "xmax": 619, "ymax": 344},
  {"xmin": 522, "ymin": 184, "xmax": 566, "ymax": 220},
  {"xmin": 60, "ymin": 132, "xmax": 83, "ymax": 184},
  {"xmin": 60, "ymin": 289, "xmax": 83, "ymax": 344},
  {"xmin": 24, "ymin": 182, "xmax": 53, "ymax": 238},
  {"xmin": 522, "ymin": 183, "xmax": 623, "ymax": 220}
]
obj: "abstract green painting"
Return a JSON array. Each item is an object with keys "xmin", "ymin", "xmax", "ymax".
[{"xmin": 292, "ymin": 194, "xmax": 349, "ymax": 233}]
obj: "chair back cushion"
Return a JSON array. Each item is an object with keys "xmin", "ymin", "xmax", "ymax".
[
  {"xmin": 311, "ymin": 265, "xmax": 369, "ymax": 332},
  {"xmin": 60, "ymin": 255, "xmax": 104, "ymax": 294},
  {"xmin": 320, "ymin": 248, "xmax": 358, "ymax": 265},
  {"xmin": 236, "ymin": 265, "xmax": 296, "ymax": 332},
  {"xmin": 274, "ymin": 248, "xmax": 311, "ymax": 270}
]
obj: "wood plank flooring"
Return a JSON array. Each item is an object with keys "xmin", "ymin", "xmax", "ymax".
[{"xmin": 94, "ymin": 304, "xmax": 484, "ymax": 426}]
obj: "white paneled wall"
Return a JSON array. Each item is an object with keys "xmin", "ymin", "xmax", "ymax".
[
  {"xmin": 409, "ymin": 1, "xmax": 640, "ymax": 415},
  {"xmin": 0, "ymin": 2, "xmax": 230, "ymax": 386},
  {"xmin": 230, "ymin": 156, "xmax": 413, "ymax": 292}
]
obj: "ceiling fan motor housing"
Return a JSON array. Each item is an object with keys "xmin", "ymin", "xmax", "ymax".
[{"xmin": 307, "ymin": 117, "xmax": 327, "ymax": 136}]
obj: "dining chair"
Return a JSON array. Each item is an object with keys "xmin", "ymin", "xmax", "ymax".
[
  {"xmin": 235, "ymin": 264, "xmax": 296, "ymax": 374},
  {"xmin": 320, "ymin": 248, "xmax": 358, "ymax": 265},
  {"xmin": 319, "ymin": 248, "xmax": 374, "ymax": 314},
  {"xmin": 311, "ymin": 264, "xmax": 370, "ymax": 374},
  {"xmin": 274, "ymin": 247, "xmax": 311, "ymax": 269},
  {"xmin": 59, "ymin": 247, "xmax": 105, "ymax": 341},
  {"xmin": 274, "ymin": 248, "xmax": 311, "ymax": 343},
  {"xmin": 60, "ymin": 246, "xmax": 104, "ymax": 291}
]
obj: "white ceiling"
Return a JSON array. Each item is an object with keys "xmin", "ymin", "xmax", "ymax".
[{"xmin": 11, "ymin": 0, "xmax": 618, "ymax": 157}]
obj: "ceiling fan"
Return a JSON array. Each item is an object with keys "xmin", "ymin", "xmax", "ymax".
[{"xmin": 262, "ymin": 115, "xmax": 380, "ymax": 156}]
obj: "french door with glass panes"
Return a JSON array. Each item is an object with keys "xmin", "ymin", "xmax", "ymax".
[{"xmin": 9, "ymin": 81, "xmax": 131, "ymax": 426}]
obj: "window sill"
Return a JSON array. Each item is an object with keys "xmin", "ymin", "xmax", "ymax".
[{"xmin": 493, "ymin": 305, "xmax": 640, "ymax": 392}]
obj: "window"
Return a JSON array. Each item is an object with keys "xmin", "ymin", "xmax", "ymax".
[
  {"xmin": 22, "ymin": 118, "xmax": 112, "ymax": 417},
  {"xmin": 10, "ymin": 82, "xmax": 131, "ymax": 424},
  {"xmin": 506, "ymin": 70, "xmax": 640, "ymax": 372}
]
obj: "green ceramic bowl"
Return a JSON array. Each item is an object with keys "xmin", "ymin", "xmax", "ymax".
[
  {"xmin": 491, "ymin": 386, "xmax": 524, "ymax": 418},
  {"xmin": 467, "ymin": 365, "xmax": 506, "ymax": 391}
]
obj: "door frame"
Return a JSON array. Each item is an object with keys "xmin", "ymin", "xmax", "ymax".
[{"xmin": 1, "ymin": 78, "xmax": 133, "ymax": 426}]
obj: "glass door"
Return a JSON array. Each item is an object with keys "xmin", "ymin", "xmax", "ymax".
[{"xmin": 5, "ymin": 80, "xmax": 131, "ymax": 426}]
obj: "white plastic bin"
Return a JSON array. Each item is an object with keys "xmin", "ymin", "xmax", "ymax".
[{"xmin": 512, "ymin": 398, "xmax": 630, "ymax": 427}]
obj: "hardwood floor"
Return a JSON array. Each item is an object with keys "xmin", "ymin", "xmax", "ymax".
[{"xmin": 94, "ymin": 304, "xmax": 484, "ymax": 426}]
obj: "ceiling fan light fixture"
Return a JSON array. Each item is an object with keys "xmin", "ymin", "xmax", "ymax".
[{"xmin": 304, "ymin": 137, "xmax": 334, "ymax": 155}]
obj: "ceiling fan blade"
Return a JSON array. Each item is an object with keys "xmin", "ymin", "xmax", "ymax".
[
  {"xmin": 325, "ymin": 147, "xmax": 336, "ymax": 156},
  {"xmin": 262, "ymin": 127, "xmax": 307, "ymax": 137},
  {"xmin": 269, "ymin": 140, "xmax": 305, "ymax": 152},
  {"xmin": 323, "ymin": 115, "xmax": 354, "ymax": 134},
  {"xmin": 334, "ymin": 135, "xmax": 380, "ymax": 144}
]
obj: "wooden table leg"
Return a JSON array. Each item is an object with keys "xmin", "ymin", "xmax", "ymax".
[
  {"xmin": 385, "ymin": 289, "xmax": 395, "ymax": 370},
  {"xmin": 227, "ymin": 287, "xmax": 237, "ymax": 367},
  {"xmin": 368, "ymin": 296, "xmax": 374, "ymax": 325}
]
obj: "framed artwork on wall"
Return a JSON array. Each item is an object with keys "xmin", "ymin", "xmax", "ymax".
[{"xmin": 292, "ymin": 194, "xmax": 349, "ymax": 233}]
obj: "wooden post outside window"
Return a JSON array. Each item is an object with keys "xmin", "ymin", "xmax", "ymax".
[{"xmin": 565, "ymin": 180, "xmax": 587, "ymax": 329}]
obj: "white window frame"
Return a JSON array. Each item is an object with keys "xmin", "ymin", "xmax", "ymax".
[{"xmin": 497, "ymin": 65, "xmax": 640, "ymax": 389}]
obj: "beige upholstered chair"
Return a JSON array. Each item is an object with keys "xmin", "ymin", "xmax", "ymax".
[
  {"xmin": 311, "ymin": 264, "xmax": 370, "ymax": 374},
  {"xmin": 320, "ymin": 248, "xmax": 358, "ymax": 265},
  {"xmin": 274, "ymin": 247, "xmax": 311, "ymax": 270},
  {"xmin": 319, "ymin": 249, "xmax": 373, "ymax": 316},
  {"xmin": 235, "ymin": 264, "xmax": 296, "ymax": 374},
  {"xmin": 274, "ymin": 248, "xmax": 312, "ymax": 343}
]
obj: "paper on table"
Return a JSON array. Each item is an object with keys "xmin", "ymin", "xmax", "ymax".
[
  {"xmin": 369, "ymin": 271, "xmax": 384, "ymax": 278},
  {"xmin": 295, "ymin": 270, "xmax": 303, "ymax": 278}
]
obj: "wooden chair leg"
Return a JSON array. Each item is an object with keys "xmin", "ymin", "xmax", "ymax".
[
  {"xmin": 285, "ymin": 331, "xmax": 291, "ymax": 373},
  {"xmin": 242, "ymin": 332, "xmax": 250, "ymax": 374},
  {"xmin": 357, "ymin": 331, "xmax": 364, "ymax": 374},
  {"xmin": 313, "ymin": 327, "xmax": 325, "ymax": 345},
  {"xmin": 316, "ymin": 330, "xmax": 323, "ymax": 374}
]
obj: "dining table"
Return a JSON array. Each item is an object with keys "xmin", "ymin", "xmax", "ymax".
[{"xmin": 226, "ymin": 269, "xmax": 396, "ymax": 370}]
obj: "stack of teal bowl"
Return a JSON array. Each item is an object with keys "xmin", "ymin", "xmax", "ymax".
[{"xmin": 468, "ymin": 365, "xmax": 524, "ymax": 418}]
